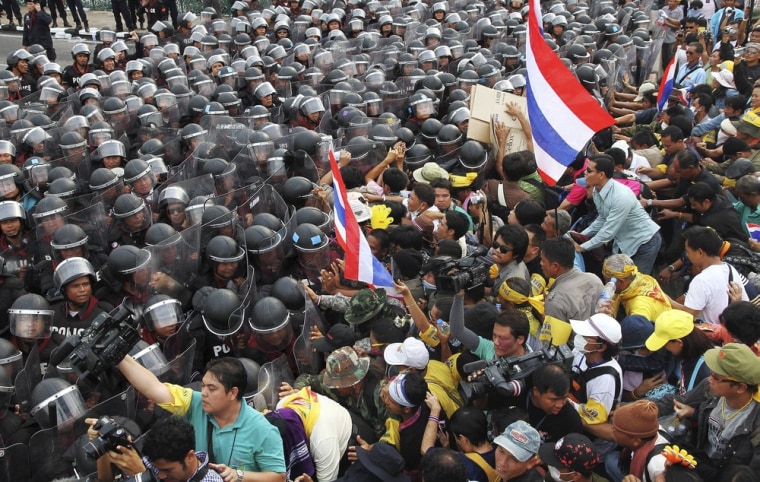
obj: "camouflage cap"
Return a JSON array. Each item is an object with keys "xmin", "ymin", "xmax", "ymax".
[
  {"xmin": 344, "ymin": 288, "xmax": 387, "ymax": 325},
  {"xmin": 322, "ymin": 346, "xmax": 370, "ymax": 388}
]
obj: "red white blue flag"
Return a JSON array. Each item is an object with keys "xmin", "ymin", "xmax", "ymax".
[
  {"xmin": 526, "ymin": 0, "xmax": 616, "ymax": 184},
  {"xmin": 657, "ymin": 57, "xmax": 677, "ymax": 112},
  {"xmin": 329, "ymin": 150, "xmax": 395, "ymax": 289},
  {"xmin": 748, "ymin": 222, "xmax": 760, "ymax": 242}
]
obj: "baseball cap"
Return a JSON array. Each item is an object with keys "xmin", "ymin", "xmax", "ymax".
[
  {"xmin": 732, "ymin": 111, "xmax": 760, "ymax": 139},
  {"xmin": 493, "ymin": 420, "xmax": 541, "ymax": 462},
  {"xmin": 313, "ymin": 323, "xmax": 357, "ymax": 353},
  {"xmin": 704, "ymin": 342, "xmax": 760, "ymax": 385},
  {"xmin": 633, "ymin": 81, "xmax": 657, "ymax": 102},
  {"xmin": 620, "ymin": 315, "xmax": 654, "ymax": 351},
  {"xmin": 645, "ymin": 310, "xmax": 694, "ymax": 351},
  {"xmin": 538, "ymin": 433, "xmax": 600, "ymax": 474},
  {"xmin": 725, "ymin": 158, "xmax": 755, "ymax": 179},
  {"xmin": 570, "ymin": 314, "xmax": 622, "ymax": 344},
  {"xmin": 384, "ymin": 337, "xmax": 430, "ymax": 370}
]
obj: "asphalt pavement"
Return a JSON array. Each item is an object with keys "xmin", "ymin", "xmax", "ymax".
[{"xmin": 0, "ymin": 8, "xmax": 150, "ymax": 69}]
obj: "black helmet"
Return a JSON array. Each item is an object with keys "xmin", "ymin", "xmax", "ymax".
[
  {"xmin": 44, "ymin": 178, "xmax": 79, "ymax": 199},
  {"xmin": 202, "ymin": 288, "xmax": 245, "ymax": 336},
  {"xmin": 158, "ymin": 186, "xmax": 190, "ymax": 209},
  {"xmin": 107, "ymin": 246, "xmax": 151, "ymax": 282},
  {"xmin": 238, "ymin": 358, "xmax": 260, "ymax": 398},
  {"xmin": 395, "ymin": 127, "xmax": 416, "ymax": 147},
  {"xmin": 32, "ymin": 196, "xmax": 69, "ymax": 221},
  {"xmin": 201, "ymin": 204, "xmax": 235, "ymax": 229},
  {"xmin": 252, "ymin": 212, "xmax": 285, "ymax": 232},
  {"xmin": 270, "ymin": 277, "xmax": 305, "ymax": 311},
  {"xmin": 292, "ymin": 222, "xmax": 328, "ymax": 251},
  {"xmin": 89, "ymin": 168, "xmax": 121, "ymax": 192},
  {"xmin": 282, "ymin": 176, "xmax": 314, "ymax": 205},
  {"xmin": 459, "ymin": 140, "xmax": 487, "ymax": 169},
  {"xmin": 405, "ymin": 143, "xmax": 432, "ymax": 168},
  {"xmin": 436, "ymin": 124, "xmax": 463, "ymax": 146},
  {"xmin": 249, "ymin": 296, "xmax": 289, "ymax": 333},
  {"xmin": 9, "ymin": 293, "xmax": 53, "ymax": 340},
  {"xmin": 295, "ymin": 206, "xmax": 331, "ymax": 232},
  {"xmin": 292, "ymin": 129, "xmax": 322, "ymax": 156},
  {"xmin": 143, "ymin": 294, "xmax": 183, "ymax": 333},
  {"xmin": 206, "ymin": 235, "xmax": 245, "ymax": 263},
  {"xmin": 244, "ymin": 225, "xmax": 282, "ymax": 253},
  {"xmin": 113, "ymin": 193, "xmax": 147, "ymax": 219},
  {"xmin": 51, "ymin": 224, "xmax": 88, "ymax": 251},
  {"xmin": 30, "ymin": 378, "xmax": 87, "ymax": 429},
  {"xmin": 567, "ymin": 43, "xmax": 590, "ymax": 63},
  {"xmin": 144, "ymin": 223, "xmax": 179, "ymax": 247}
]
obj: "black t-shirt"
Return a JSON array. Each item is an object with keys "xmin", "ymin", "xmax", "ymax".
[
  {"xmin": 506, "ymin": 392, "xmax": 584, "ymax": 444},
  {"xmin": 676, "ymin": 167, "xmax": 723, "ymax": 202}
]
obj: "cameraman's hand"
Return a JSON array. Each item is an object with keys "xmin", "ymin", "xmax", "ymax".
[
  {"xmin": 108, "ymin": 437, "xmax": 146, "ymax": 477},
  {"xmin": 85, "ymin": 417, "xmax": 100, "ymax": 441}
]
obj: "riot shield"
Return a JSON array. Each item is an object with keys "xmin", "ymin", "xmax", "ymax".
[
  {"xmin": 156, "ymin": 174, "xmax": 216, "ymax": 217},
  {"xmin": 28, "ymin": 386, "xmax": 137, "ymax": 482},
  {"xmin": 14, "ymin": 343, "xmax": 42, "ymax": 415},
  {"xmin": 0, "ymin": 443, "xmax": 31, "ymax": 481},
  {"xmin": 292, "ymin": 295, "xmax": 327, "ymax": 376},
  {"xmin": 247, "ymin": 354, "xmax": 295, "ymax": 411},
  {"xmin": 159, "ymin": 338, "xmax": 197, "ymax": 386},
  {"xmin": 64, "ymin": 202, "xmax": 109, "ymax": 258}
]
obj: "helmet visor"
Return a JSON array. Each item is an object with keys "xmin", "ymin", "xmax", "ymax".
[
  {"xmin": 10, "ymin": 310, "xmax": 53, "ymax": 339},
  {"xmin": 31, "ymin": 384, "xmax": 87, "ymax": 429},
  {"xmin": 144, "ymin": 299, "xmax": 183, "ymax": 330}
]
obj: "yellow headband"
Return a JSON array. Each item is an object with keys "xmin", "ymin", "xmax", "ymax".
[
  {"xmin": 602, "ymin": 263, "xmax": 637, "ymax": 281},
  {"xmin": 450, "ymin": 172, "xmax": 478, "ymax": 188},
  {"xmin": 498, "ymin": 282, "xmax": 545, "ymax": 315}
]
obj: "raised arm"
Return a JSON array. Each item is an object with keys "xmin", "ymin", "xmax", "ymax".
[{"xmin": 117, "ymin": 354, "xmax": 173, "ymax": 404}]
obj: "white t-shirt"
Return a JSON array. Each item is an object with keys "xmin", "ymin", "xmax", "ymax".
[
  {"xmin": 684, "ymin": 263, "xmax": 749, "ymax": 324},
  {"xmin": 629, "ymin": 153, "xmax": 652, "ymax": 182},
  {"xmin": 309, "ymin": 395, "xmax": 353, "ymax": 481}
]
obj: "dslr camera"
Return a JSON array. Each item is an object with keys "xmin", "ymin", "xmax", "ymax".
[
  {"xmin": 84, "ymin": 416, "xmax": 133, "ymax": 459},
  {"xmin": 458, "ymin": 343, "xmax": 574, "ymax": 403},
  {"xmin": 434, "ymin": 246, "xmax": 489, "ymax": 293}
]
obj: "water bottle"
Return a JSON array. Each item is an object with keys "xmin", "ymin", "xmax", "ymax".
[
  {"xmin": 436, "ymin": 319, "xmax": 450, "ymax": 336},
  {"xmin": 495, "ymin": 303, "xmax": 502, "ymax": 312},
  {"xmin": 596, "ymin": 278, "xmax": 616, "ymax": 313}
]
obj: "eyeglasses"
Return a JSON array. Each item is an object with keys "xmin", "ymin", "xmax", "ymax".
[
  {"xmin": 492, "ymin": 242, "xmax": 513, "ymax": 254},
  {"xmin": 748, "ymin": 49, "xmax": 760, "ymax": 54},
  {"xmin": 710, "ymin": 373, "xmax": 733, "ymax": 383},
  {"xmin": 686, "ymin": 50, "xmax": 698, "ymax": 55}
]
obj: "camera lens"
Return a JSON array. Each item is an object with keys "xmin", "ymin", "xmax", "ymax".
[{"xmin": 84, "ymin": 438, "xmax": 109, "ymax": 460}]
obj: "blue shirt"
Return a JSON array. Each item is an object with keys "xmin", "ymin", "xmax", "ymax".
[{"xmin": 580, "ymin": 179, "xmax": 660, "ymax": 255}]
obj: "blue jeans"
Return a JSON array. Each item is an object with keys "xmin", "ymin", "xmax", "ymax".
[{"xmin": 632, "ymin": 231, "xmax": 662, "ymax": 276}]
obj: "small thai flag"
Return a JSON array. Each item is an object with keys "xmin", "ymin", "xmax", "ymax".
[{"xmin": 748, "ymin": 223, "xmax": 760, "ymax": 242}]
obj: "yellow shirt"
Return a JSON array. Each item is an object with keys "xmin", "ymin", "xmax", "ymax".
[{"xmin": 612, "ymin": 273, "xmax": 671, "ymax": 321}]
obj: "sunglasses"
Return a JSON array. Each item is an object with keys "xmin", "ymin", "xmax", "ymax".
[
  {"xmin": 586, "ymin": 167, "xmax": 595, "ymax": 174},
  {"xmin": 492, "ymin": 242, "xmax": 512, "ymax": 254}
]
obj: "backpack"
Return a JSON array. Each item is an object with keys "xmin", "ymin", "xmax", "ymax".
[{"xmin": 520, "ymin": 177, "xmax": 567, "ymax": 210}]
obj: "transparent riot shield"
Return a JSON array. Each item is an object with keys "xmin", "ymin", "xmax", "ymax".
[
  {"xmin": 247, "ymin": 355, "xmax": 295, "ymax": 411},
  {"xmin": 159, "ymin": 338, "xmax": 197, "ymax": 386},
  {"xmin": 153, "ymin": 222, "xmax": 202, "ymax": 290},
  {"xmin": 156, "ymin": 174, "xmax": 216, "ymax": 220},
  {"xmin": 248, "ymin": 182, "xmax": 297, "ymax": 257},
  {"xmin": 28, "ymin": 386, "xmax": 137, "ymax": 482},
  {"xmin": 14, "ymin": 343, "xmax": 41, "ymax": 415},
  {"xmin": 65, "ymin": 202, "xmax": 110, "ymax": 259},
  {"xmin": 292, "ymin": 295, "xmax": 327, "ymax": 376},
  {"xmin": 0, "ymin": 443, "xmax": 31, "ymax": 481}
]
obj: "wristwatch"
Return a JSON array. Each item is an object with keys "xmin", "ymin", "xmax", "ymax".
[{"xmin": 236, "ymin": 469, "xmax": 244, "ymax": 482}]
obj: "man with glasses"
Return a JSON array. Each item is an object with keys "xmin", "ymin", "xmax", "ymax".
[
  {"xmin": 567, "ymin": 154, "xmax": 661, "ymax": 275},
  {"xmin": 672, "ymin": 343, "xmax": 760, "ymax": 479},
  {"xmin": 676, "ymin": 43, "xmax": 707, "ymax": 89}
]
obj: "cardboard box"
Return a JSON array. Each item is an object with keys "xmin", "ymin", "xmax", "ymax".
[{"xmin": 467, "ymin": 85, "xmax": 530, "ymax": 154}]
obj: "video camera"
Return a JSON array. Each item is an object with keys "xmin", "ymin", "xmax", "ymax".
[
  {"xmin": 435, "ymin": 245, "xmax": 489, "ymax": 293},
  {"xmin": 458, "ymin": 343, "xmax": 574, "ymax": 403},
  {"xmin": 51, "ymin": 300, "xmax": 142, "ymax": 389},
  {"xmin": 84, "ymin": 416, "xmax": 133, "ymax": 459}
]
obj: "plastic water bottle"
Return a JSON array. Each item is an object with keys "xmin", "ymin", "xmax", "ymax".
[
  {"xmin": 596, "ymin": 278, "xmax": 616, "ymax": 313},
  {"xmin": 436, "ymin": 319, "xmax": 450, "ymax": 335}
]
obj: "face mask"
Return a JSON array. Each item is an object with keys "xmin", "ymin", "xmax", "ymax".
[
  {"xmin": 422, "ymin": 280, "xmax": 436, "ymax": 291},
  {"xmin": 689, "ymin": 106, "xmax": 698, "ymax": 114},
  {"xmin": 548, "ymin": 466, "xmax": 571, "ymax": 482},
  {"xmin": 660, "ymin": 121, "xmax": 668, "ymax": 130},
  {"xmin": 574, "ymin": 334, "xmax": 591, "ymax": 354}
]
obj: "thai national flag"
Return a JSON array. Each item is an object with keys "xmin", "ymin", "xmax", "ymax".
[
  {"xmin": 526, "ymin": 0, "xmax": 615, "ymax": 185},
  {"xmin": 657, "ymin": 58, "xmax": 677, "ymax": 111},
  {"xmin": 748, "ymin": 223, "xmax": 760, "ymax": 242},
  {"xmin": 329, "ymin": 150, "xmax": 395, "ymax": 289}
]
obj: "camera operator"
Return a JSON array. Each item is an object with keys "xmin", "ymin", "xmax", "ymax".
[
  {"xmin": 116, "ymin": 356, "xmax": 286, "ymax": 482},
  {"xmin": 85, "ymin": 416, "xmax": 147, "ymax": 482}
]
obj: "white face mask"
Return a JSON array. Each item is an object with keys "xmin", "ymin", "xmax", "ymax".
[
  {"xmin": 574, "ymin": 334, "xmax": 593, "ymax": 354},
  {"xmin": 422, "ymin": 280, "xmax": 436, "ymax": 291},
  {"xmin": 548, "ymin": 466, "xmax": 572, "ymax": 482}
]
